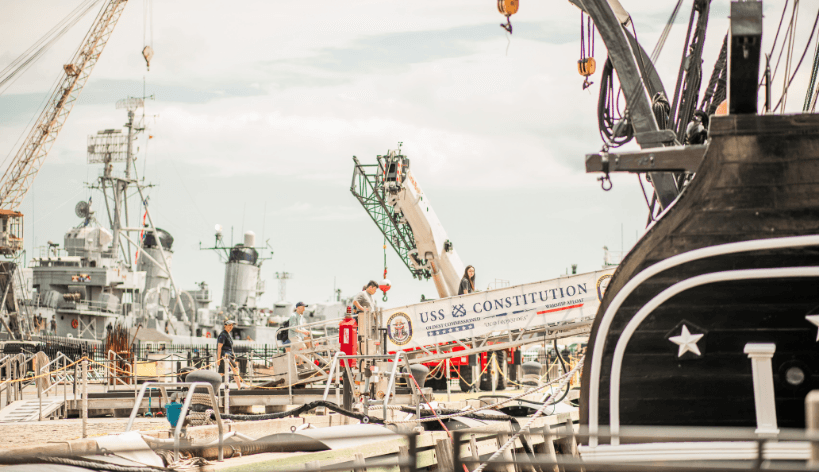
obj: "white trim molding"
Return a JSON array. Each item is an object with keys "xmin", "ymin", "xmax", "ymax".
[{"xmin": 608, "ymin": 267, "xmax": 819, "ymax": 445}]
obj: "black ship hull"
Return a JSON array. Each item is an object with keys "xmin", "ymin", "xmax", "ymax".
[{"xmin": 580, "ymin": 113, "xmax": 819, "ymax": 437}]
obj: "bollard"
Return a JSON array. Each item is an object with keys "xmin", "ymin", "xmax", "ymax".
[
  {"xmin": 807, "ymin": 390, "xmax": 819, "ymax": 466},
  {"xmin": 81, "ymin": 359, "xmax": 88, "ymax": 438}
]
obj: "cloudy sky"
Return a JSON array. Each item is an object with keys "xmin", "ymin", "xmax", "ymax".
[{"xmin": 0, "ymin": 0, "xmax": 814, "ymax": 310}]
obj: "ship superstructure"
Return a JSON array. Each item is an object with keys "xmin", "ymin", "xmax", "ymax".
[{"xmin": 27, "ymin": 99, "xmax": 192, "ymax": 340}]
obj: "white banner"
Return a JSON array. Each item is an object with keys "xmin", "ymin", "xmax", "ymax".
[{"xmin": 383, "ymin": 269, "xmax": 615, "ymax": 351}]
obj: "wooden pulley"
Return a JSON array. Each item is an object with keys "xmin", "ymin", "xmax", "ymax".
[
  {"xmin": 497, "ymin": 0, "xmax": 519, "ymax": 16},
  {"xmin": 578, "ymin": 57, "xmax": 596, "ymax": 77}
]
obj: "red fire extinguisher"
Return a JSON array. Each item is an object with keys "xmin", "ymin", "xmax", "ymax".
[{"xmin": 339, "ymin": 312, "xmax": 358, "ymax": 368}]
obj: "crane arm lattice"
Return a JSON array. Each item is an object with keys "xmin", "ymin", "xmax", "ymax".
[
  {"xmin": 0, "ymin": 0, "xmax": 128, "ymax": 210},
  {"xmin": 350, "ymin": 156, "xmax": 430, "ymax": 280}
]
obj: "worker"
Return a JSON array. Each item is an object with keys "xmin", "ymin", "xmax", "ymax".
[
  {"xmin": 217, "ymin": 319, "xmax": 240, "ymax": 386},
  {"xmin": 458, "ymin": 265, "xmax": 476, "ymax": 295},
  {"xmin": 353, "ymin": 281, "xmax": 378, "ymax": 314}
]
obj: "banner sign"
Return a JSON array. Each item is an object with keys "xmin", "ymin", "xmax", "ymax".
[{"xmin": 383, "ymin": 269, "xmax": 616, "ymax": 351}]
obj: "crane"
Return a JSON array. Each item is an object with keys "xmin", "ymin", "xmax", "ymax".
[
  {"xmin": 351, "ymin": 147, "xmax": 466, "ymax": 298},
  {"xmin": 0, "ymin": 0, "xmax": 129, "ymax": 255}
]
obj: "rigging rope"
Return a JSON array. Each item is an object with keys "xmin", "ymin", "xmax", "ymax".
[
  {"xmin": 759, "ymin": 0, "xmax": 790, "ymax": 90},
  {"xmin": 805, "ymin": 17, "xmax": 819, "ymax": 111},
  {"xmin": 774, "ymin": 7, "xmax": 819, "ymax": 112},
  {"xmin": 0, "ymin": 0, "xmax": 102, "ymax": 95},
  {"xmin": 700, "ymin": 34, "xmax": 728, "ymax": 114},
  {"xmin": 770, "ymin": 1, "xmax": 800, "ymax": 95},
  {"xmin": 651, "ymin": 0, "xmax": 684, "ymax": 64}
]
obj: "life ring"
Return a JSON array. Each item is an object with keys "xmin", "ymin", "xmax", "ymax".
[
  {"xmin": 205, "ymin": 331, "xmax": 211, "ymax": 338},
  {"xmin": 71, "ymin": 318, "xmax": 79, "ymax": 329}
]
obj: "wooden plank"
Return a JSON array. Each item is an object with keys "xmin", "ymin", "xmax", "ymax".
[
  {"xmin": 585, "ymin": 145, "xmax": 706, "ymax": 173},
  {"xmin": 434, "ymin": 438, "xmax": 454, "ymax": 472}
]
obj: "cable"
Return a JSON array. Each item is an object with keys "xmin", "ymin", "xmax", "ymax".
[
  {"xmin": 804, "ymin": 18, "xmax": 819, "ymax": 111},
  {"xmin": 214, "ymin": 400, "xmax": 384, "ymax": 424},
  {"xmin": 0, "ymin": 0, "xmax": 102, "ymax": 95},
  {"xmin": 650, "ymin": 0, "xmax": 684, "ymax": 64},
  {"xmin": 760, "ymin": 0, "xmax": 790, "ymax": 91},
  {"xmin": 774, "ymin": 7, "xmax": 819, "ymax": 112}
]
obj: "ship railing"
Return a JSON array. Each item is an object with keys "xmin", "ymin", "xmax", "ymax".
[
  {"xmin": 0, "ymin": 352, "xmax": 36, "ymax": 409},
  {"xmin": 36, "ymin": 351, "xmax": 72, "ymax": 419},
  {"xmin": 61, "ymin": 299, "xmax": 122, "ymax": 314},
  {"xmin": 106, "ymin": 349, "xmax": 133, "ymax": 389}
]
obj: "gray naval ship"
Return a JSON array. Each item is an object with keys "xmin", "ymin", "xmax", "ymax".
[
  {"xmin": 22, "ymin": 98, "xmax": 276, "ymax": 343},
  {"xmin": 195, "ymin": 228, "xmax": 279, "ymax": 344}
]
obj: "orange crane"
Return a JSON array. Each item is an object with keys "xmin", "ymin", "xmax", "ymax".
[{"xmin": 0, "ymin": 0, "xmax": 129, "ymax": 255}]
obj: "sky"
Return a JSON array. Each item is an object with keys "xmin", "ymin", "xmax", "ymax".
[{"xmin": 0, "ymin": 0, "xmax": 816, "ymax": 310}]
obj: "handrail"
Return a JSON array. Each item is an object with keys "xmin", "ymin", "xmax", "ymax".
[{"xmin": 126, "ymin": 381, "xmax": 224, "ymax": 462}]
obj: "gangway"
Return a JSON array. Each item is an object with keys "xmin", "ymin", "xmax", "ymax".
[
  {"xmin": 350, "ymin": 146, "xmax": 615, "ymax": 391},
  {"xmin": 0, "ymin": 396, "xmax": 66, "ymax": 422}
]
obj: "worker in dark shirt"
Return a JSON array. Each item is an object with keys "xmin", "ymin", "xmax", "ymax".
[
  {"xmin": 217, "ymin": 319, "xmax": 242, "ymax": 388},
  {"xmin": 458, "ymin": 265, "xmax": 476, "ymax": 295}
]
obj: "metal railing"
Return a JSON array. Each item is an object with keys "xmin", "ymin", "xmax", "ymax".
[{"xmin": 126, "ymin": 381, "xmax": 225, "ymax": 463}]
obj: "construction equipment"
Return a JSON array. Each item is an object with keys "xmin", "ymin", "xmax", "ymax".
[
  {"xmin": 351, "ymin": 147, "xmax": 466, "ymax": 298},
  {"xmin": 0, "ymin": 0, "xmax": 129, "ymax": 255}
]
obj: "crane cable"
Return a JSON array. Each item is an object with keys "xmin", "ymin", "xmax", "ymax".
[{"xmin": 0, "ymin": 0, "xmax": 103, "ymax": 95}]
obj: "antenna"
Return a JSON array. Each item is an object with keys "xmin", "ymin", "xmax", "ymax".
[{"xmin": 274, "ymin": 271, "xmax": 293, "ymax": 301}]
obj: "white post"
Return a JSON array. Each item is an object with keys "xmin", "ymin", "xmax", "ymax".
[
  {"xmin": 491, "ymin": 352, "xmax": 497, "ymax": 395},
  {"xmin": 744, "ymin": 343, "xmax": 779, "ymax": 436},
  {"xmin": 81, "ymin": 360, "xmax": 88, "ymax": 438},
  {"xmin": 223, "ymin": 357, "xmax": 230, "ymax": 415},
  {"xmin": 806, "ymin": 390, "xmax": 819, "ymax": 466},
  {"xmin": 37, "ymin": 370, "xmax": 42, "ymax": 421},
  {"xmin": 446, "ymin": 358, "xmax": 451, "ymax": 403}
]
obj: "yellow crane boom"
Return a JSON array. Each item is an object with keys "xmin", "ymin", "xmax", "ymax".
[{"xmin": 0, "ymin": 0, "xmax": 128, "ymax": 255}]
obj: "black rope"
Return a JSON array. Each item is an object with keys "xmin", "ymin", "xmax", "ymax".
[
  {"xmin": 700, "ymin": 33, "xmax": 728, "ymax": 114},
  {"xmin": 760, "ymin": 0, "xmax": 792, "ymax": 90},
  {"xmin": 805, "ymin": 21, "xmax": 819, "ymax": 111},
  {"xmin": 597, "ymin": 58, "xmax": 634, "ymax": 148},
  {"xmin": 398, "ymin": 406, "xmax": 514, "ymax": 422},
  {"xmin": 33, "ymin": 456, "xmax": 171, "ymax": 472},
  {"xmin": 213, "ymin": 400, "xmax": 384, "ymax": 424}
]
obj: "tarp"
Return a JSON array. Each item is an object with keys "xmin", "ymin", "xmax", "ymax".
[{"xmin": 383, "ymin": 269, "xmax": 615, "ymax": 351}]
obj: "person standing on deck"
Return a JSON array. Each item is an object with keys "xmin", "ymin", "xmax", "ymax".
[
  {"xmin": 458, "ymin": 265, "xmax": 476, "ymax": 295},
  {"xmin": 217, "ymin": 319, "xmax": 242, "ymax": 388},
  {"xmin": 353, "ymin": 281, "xmax": 378, "ymax": 314},
  {"xmin": 288, "ymin": 302, "xmax": 311, "ymax": 364}
]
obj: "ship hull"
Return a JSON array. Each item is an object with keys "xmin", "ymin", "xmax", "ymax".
[{"xmin": 581, "ymin": 113, "xmax": 819, "ymax": 433}]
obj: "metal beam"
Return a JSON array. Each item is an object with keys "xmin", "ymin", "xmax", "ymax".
[
  {"xmin": 569, "ymin": 0, "xmax": 680, "ymax": 209},
  {"xmin": 586, "ymin": 145, "xmax": 706, "ymax": 173}
]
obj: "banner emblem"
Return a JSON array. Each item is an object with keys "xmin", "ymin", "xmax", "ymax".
[
  {"xmin": 596, "ymin": 274, "xmax": 612, "ymax": 302},
  {"xmin": 387, "ymin": 312, "xmax": 413, "ymax": 346}
]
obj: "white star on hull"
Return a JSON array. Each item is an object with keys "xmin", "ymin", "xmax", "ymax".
[{"xmin": 669, "ymin": 325, "xmax": 704, "ymax": 357}]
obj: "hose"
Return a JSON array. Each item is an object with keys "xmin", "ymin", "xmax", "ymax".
[
  {"xmin": 548, "ymin": 340, "xmax": 572, "ymax": 405},
  {"xmin": 212, "ymin": 400, "xmax": 383, "ymax": 425}
]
